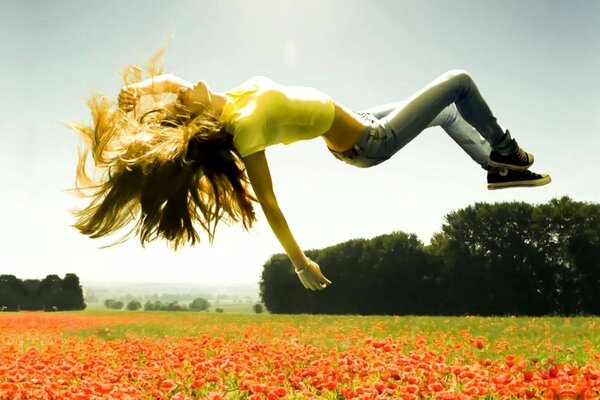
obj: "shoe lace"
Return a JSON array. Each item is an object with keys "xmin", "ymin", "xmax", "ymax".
[{"xmin": 520, "ymin": 169, "xmax": 541, "ymax": 178}]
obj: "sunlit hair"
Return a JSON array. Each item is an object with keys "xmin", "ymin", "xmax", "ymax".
[{"xmin": 65, "ymin": 45, "xmax": 256, "ymax": 249}]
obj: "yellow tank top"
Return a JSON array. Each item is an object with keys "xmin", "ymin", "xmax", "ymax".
[{"xmin": 220, "ymin": 76, "xmax": 336, "ymax": 157}]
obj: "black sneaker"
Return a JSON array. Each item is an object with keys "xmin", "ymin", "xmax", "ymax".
[
  {"xmin": 487, "ymin": 145, "xmax": 534, "ymax": 171},
  {"xmin": 487, "ymin": 168, "xmax": 551, "ymax": 190}
]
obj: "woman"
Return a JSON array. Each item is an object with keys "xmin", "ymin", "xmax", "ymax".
[{"xmin": 71, "ymin": 53, "xmax": 550, "ymax": 292}]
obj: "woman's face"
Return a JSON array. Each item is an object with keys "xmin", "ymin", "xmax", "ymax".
[
  {"xmin": 137, "ymin": 81, "xmax": 214, "ymax": 123},
  {"xmin": 178, "ymin": 80, "xmax": 213, "ymax": 115}
]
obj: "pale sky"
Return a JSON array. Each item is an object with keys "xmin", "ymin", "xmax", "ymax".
[{"xmin": 1, "ymin": 0, "xmax": 598, "ymax": 285}]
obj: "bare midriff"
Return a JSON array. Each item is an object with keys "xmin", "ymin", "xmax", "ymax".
[{"xmin": 321, "ymin": 102, "xmax": 368, "ymax": 152}]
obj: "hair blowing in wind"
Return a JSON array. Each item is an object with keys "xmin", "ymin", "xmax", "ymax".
[{"xmin": 65, "ymin": 46, "xmax": 256, "ymax": 249}]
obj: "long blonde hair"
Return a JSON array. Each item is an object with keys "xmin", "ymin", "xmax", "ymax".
[{"xmin": 66, "ymin": 46, "xmax": 256, "ymax": 249}]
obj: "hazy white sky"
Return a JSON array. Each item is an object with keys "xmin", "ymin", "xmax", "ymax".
[{"xmin": 1, "ymin": 0, "xmax": 599, "ymax": 285}]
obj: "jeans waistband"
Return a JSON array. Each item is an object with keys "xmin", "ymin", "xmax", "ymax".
[{"xmin": 328, "ymin": 111, "xmax": 376, "ymax": 161}]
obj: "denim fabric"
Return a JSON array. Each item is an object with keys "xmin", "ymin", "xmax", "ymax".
[{"xmin": 329, "ymin": 70, "xmax": 515, "ymax": 169}]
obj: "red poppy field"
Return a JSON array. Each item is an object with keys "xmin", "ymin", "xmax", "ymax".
[{"xmin": 1, "ymin": 312, "xmax": 599, "ymax": 399}]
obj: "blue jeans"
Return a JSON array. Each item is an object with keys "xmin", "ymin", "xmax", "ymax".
[{"xmin": 329, "ymin": 70, "xmax": 516, "ymax": 169}]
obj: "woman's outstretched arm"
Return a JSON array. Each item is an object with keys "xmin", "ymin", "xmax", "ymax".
[
  {"xmin": 243, "ymin": 151, "xmax": 331, "ymax": 291},
  {"xmin": 126, "ymin": 73, "xmax": 192, "ymax": 95},
  {"xmin": 118, "ymin": 74, "xmax": 193, "ymax": 109}
]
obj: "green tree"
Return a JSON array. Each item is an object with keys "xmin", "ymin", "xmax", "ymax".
[
  {"xmin": 532, "ymin": 197, "xmax": 600, "ymax": 314},
  {"xmin": 431, "ymin": 201, "xmax": 547, "ymax": 315},
  {"xmin": 189, "ymin": 297, "xmax": 210, "ymax": 311},
  {"xmin": 260, "ymin": 197, "xmax": 599, "ymax": 316},
  {"xmin": 260, "ymin": 232, "xmax": 441, "ymax": 315},
  {"xmin": 39, "ymin": 275, "xmax": 63, "ymax": 311},
  {"xmin": 110, "ymin": 300, "xmax": 124, "ymax": 310},
  {"xmin": 126, "ymin": 300, "xmax": 142, "ymax": 311},
  {"xmin": 0, "ymin": 275, "xmax": 25, "ymax": 311},
  {"xmin": 104, "ymin": 299, "xmax": 115, "ymax": 309},
  {"xmin": 0, "ymin": 274, "xmax": 86, "ymax": 312},
  {"xmin": 260, "ymin": 253, "xmax": 308, "ymax": 314},
  {"xmin": 21, "ymin": 279, "xmax": 42, "ymax": 310},
  {"xmin": 430, "ymin": 197, "xmax": 600, "ymax": 315},
  {"xmin": 569, "ymin": 228, "xmax": 600, "ymax": 313},
  {"xmin": 153, "ymin": 300, "xmax": 164, "ymax": 310},
  {"xmin": 60, "ymin": 273, "xmax": 86, "ymax": 310},
  {"xmin": 167, "ymin": 301, "xmax": 187, "ymax": 311},
  {"xmin": 253, "ymin": 303, "xmax": 264, "ymax": 314}
]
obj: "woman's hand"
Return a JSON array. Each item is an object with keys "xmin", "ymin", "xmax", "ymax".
[
  {"xmin": 295, "ymin": 258, "xmax": 332, "ymax": 291},
  {"xmin": 118, "ymin": 74, "xmax": 192, "ymax": 111},
  {"xmin": 118, "ymin": 86, "xmax": 138, "ymax": 111}
]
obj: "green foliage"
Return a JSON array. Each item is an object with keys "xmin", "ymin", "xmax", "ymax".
[
  {"xmin": 260, "ymin": 197, "xmax": 599, "ymax": 316},
  {"xmin": 260, "ymin": 231, "xmax": 437, "ymax": 315},
  {"xmin": 189, "ymin": 297, "xmax": 210, "ymax": 311},
  {"xmin": 126, "ymin": 300, "xmax": 142, "ymax": 311},
  {"xmin": 215, "ymin": 307, "xmax": 224, "ymax": 313},
  {"xmin": 110, "ymin": 300, "xmax": 124, "ymax": 310},
  {"xmin": 141, "ymin": 300, "xmax": 194, "ymax": 312},
  {"xmin": 166, "ymin": 301, "xmax": 188, "ymax": 311},
  {"xmin": 0, "ymin": 274, "xmax": 86, "ymax": 312},
  {"xmin": 61, "ymin": 274, "xmax": 86, "ymax": 310},
  {"xmin": 431, "ymin": 196, "xmax": 600, "ymax": 316},
  {"xmin": 253, "ymin": 303, "xmax": 264, "ymax": 314}
]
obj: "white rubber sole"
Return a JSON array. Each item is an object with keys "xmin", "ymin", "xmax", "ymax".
[{"xmin": 487, "ymin": 175, "xmax": 552, "ymax": 190}]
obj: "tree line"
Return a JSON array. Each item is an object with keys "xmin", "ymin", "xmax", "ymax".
[
  {"xmin": 0, "ymin": 274, "xmax": 86, "ymax": 311},
  {"xmin": 86, "ymin": 291, "xmax": 253, "ymax": 304},
  {"xmin": 259, "ymin": 197, "xmax": 599, "ymax": 316},
  {"xmin": 102, "ymin": 298, "xmax": 264, "ymax": 313},
  {"xmin": 103, "ymin": 297, "xmax": 211, "ymax": 311}
]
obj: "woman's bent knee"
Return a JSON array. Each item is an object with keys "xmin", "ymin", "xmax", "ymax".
[{"xmin": 443, "ymin": 69, "xmax": 473, "ymax": 85}]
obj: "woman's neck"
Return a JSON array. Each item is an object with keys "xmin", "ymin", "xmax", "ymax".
[{"xmin": 210, "ymin": 91, "xmax": 228, "ymax": 117}]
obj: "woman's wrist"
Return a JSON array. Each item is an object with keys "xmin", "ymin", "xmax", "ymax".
[
  {"xmin": 124, "ymin": 81, "xmax": 145, "ymax": 95},
  {"xmin": 292, "ymin": 255, "xmax": 310, "ymax": 272},
  {"xmin": 125, "ymin": 75, "xmax": 171, "ymax": 96}
]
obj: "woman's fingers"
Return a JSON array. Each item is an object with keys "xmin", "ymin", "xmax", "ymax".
[
  {"xmin": 313, "ymin": 265, "xmax": 332, "ymax": 285},
  {"xmin": 307, "ymin": 273, "xmax": 320, "ymax": 291},
  {"xmin": 311, "ymin": 275, "xmax": 329, "ymax": 290},
  {"xmin": 176, "ymin": 86, "xmax": 188, "ymax": 100},
  {"xmin": 298, "ymin": 270, "xmax": 320, "ymax": 290},
  {"xmin": 309, "ymin": 261, "xmax": 332, "ymax": 290},
  {"xmin": 120, "ymin": 93, "xmax": 136, "ymax": 103},
  {"xmin": 118, "ymin": 87, "xmax": 138, "ymax": 110},
  {"xmin": 296, "ymin": 270, "xmax": 312, "ymax": 290}
]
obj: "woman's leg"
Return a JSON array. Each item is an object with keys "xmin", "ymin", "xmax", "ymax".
[
  {"xmin": 359, "ymin": 101, "xmax": 492, "ymax": 167},
  {"xmin": 351, "ymin": 72, "xmax": 550, "ymax": 187},
  {"xmin": 426, "ymin": 103, "xmax": 493, "ymax": 166},
  {"xmin": 361, "ymin": 70, "xmax": 517, "ymax": 161}
]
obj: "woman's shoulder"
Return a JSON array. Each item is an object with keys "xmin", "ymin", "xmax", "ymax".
[
  {"xmin": 224, "ymin": 76, "xmax": 277, "ymax": 102},
  {"xmin": 246, "ymin": 75, "xmax": 274, "ymax": 85}
]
